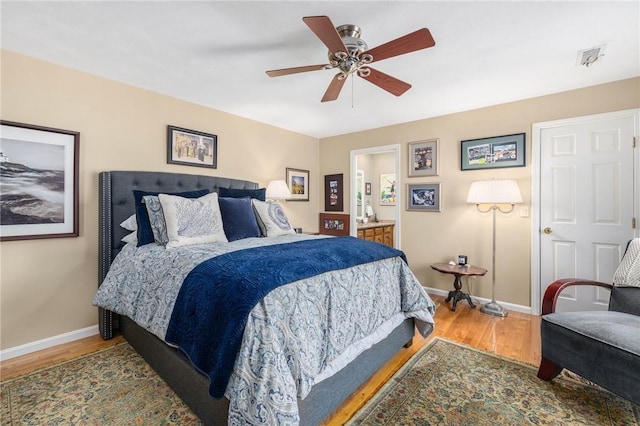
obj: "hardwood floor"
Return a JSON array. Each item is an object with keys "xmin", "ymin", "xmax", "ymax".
[
  {"xmin": 324, "ymin": 295, "xmax": 541, "ymax": 425},
  {"xmin": 1, "ymin": 294, "xmax": 541, "ymax": 424},
  {"xmin": 1, "ymin": 334, "xmax": 125, "ymax": 381}
]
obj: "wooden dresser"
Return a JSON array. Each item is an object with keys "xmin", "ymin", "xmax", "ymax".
[{"xmin": 357, "ymin": 221, "xmax": 394, "ymax": 247}]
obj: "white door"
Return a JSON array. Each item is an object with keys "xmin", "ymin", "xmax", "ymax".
[{"xmin": 539, "ymin": 112, "xmax": 637, "ymax": 312}]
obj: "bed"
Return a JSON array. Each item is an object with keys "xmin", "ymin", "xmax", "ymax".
[{"xmin": 94, "ymin": 170, "xmax": 435, "ymax": 425}]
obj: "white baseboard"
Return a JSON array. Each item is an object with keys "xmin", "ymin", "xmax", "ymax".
[
  {"xmin": 424, "ymin": 286, "xmax": 532, "ymax": 315},
  {"xmin": 0, "ymin": 325, "xmax": 99, "ymax": 362}
]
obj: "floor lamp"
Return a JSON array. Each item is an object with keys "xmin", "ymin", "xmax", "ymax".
[{"xmin": 466, "ymin": 179, "xmax": 522, "ymax": 317}]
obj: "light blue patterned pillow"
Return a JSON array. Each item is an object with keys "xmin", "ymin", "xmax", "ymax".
[
  {"xmin": 143, "ymin": 195, "xmax": 169, "ymax": 244},
  {"xmin": 158, "ymin": 192, "xmax": 227, "ymax": 248},
  {"xmin": 251, "ymin": 199, "xmax": 296, "ymax": 237}
]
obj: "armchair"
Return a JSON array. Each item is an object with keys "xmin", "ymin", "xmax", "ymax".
[{"xmin": 537, "ymin": 239, "xmax": 640, "ymax": 405}]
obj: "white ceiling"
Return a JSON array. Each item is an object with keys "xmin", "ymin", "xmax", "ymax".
[{"xmin": 2, "ymin": 1, "xmax": 639, "ymax": 139}]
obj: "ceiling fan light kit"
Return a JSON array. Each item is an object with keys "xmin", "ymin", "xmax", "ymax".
[{"xmin": 266, "ymin": 15, "xmax": 435, "ymax": 102}]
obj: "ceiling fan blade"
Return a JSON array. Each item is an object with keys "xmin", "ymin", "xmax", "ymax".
[
  {"xmin": 266, "ymin": 64, "xmax": 330, "ymax": 77},
  {"xmin": 303, "ymin": 16, "xmax": 347, "ymax": 54},
  {"xmin": 365, "ymin": 28, "xmax": 435, "ymax": 63},
  {"xmin": 360, "ymin": 67, "xmax": 411, "ymax": 97},
  {"xmin": 321, "ymin": 73, "xmax": 346, "ymax": 102}
]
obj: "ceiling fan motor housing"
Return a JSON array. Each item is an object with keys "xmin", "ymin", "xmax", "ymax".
[{"xmin": 328, "ymin": 24, "xmax": 368, "ymax": 66}]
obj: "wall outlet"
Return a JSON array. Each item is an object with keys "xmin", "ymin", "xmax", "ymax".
[{"xmin": 520, "ymin": 206, "xmax": 529, "ymax": 218}]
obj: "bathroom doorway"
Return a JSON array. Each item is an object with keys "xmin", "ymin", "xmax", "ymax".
[{"xmin": 350, "ymin": 144, "xmax": 401, "ymax": 248}]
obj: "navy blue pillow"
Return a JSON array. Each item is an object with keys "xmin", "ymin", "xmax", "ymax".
[
  {"xmin": 218, "ymin": 197, "xmax": 261, "ymax": 241},
  {"xmin": 218, "ymin": 187, "xmax": 266, "ymax": 201},
  {"xmin": 133, "ymin": 189, "xmax": 209, "ymax": 246}
]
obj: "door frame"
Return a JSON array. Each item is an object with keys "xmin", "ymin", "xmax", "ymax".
[
  {"xmin": 530, "ymin": 108, "xmax": 640, "ymax": 315},
  {"xmin": 350, "ymin": 144, "xmax": 401, "ymax": 248}
]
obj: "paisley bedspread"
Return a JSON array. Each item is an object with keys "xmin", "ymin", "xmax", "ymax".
[{"xmin": 93, "ymin": 234, "xmax": 436, "ymax": 425}]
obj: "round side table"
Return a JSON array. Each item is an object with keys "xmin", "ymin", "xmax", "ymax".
[{"xmin": 431, "ymin": 263, "xmax": 488, "ymax": 311}]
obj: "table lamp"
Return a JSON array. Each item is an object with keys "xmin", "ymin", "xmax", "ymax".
[
  {"xmin": 266, "ymin": 180, "xmax": 291, "ymax": 200},
  {"xmin": 467, "ymin": 179, "xmax": 522, "ymax": 317}
]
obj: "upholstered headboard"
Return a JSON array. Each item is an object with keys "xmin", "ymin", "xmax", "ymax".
[{"xmin": 97, "ymin": 170, "xmax": 259, "ymax": 338}]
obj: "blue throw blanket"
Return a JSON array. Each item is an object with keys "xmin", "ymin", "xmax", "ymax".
[{"xmin": 165, "ymin": 236, "xmax": 407, "ymax": 398}]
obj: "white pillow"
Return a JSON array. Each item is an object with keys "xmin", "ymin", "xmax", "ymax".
[
  {"xmin": 121, "ymin": 231, "xmax": 137, "ymax": 245},
  {"xmin": 251, "ymin": 199, "xmax": 296, "ymax": 237},
  {"xmin": 120, "ymin": 214, "xmax": 137, "ymax": 231},
  {"xmin": 158, "ymin": 192, "xmax": 227, "ymax": 248},
  {"xmin": 613, "ymin": 238, "xmax": 640, "ymax": 288}
]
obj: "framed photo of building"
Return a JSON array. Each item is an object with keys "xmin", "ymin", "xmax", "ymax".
[
  {"xmin": 0, "ymin": 121, "xmax": 80, "ymax": 241},
  {"xmin": 406, "ymin": 183, "xmax": 441, "ymax": 212},
  {"xmin": 286, "ymin": 167, "xmax": 309, "ymax": 201},
  {"xmin": 461, "ymin": 133, "xmax": 525, "ymax": 171},
  {"xmin": 167, "ymin": 125, "xmax": 217, "ymax": 169},
  {"xmin": 408, "ymin": 139, "xmax": 439, "ymax": 177}
]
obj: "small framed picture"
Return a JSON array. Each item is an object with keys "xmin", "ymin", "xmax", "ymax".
[
  {"xmin": 286, "ymin": 167, "xmax": 309, "ymax": 201},
  {"xmin": 365, "ymin": 182, "xmax": 371, "ymax": 195},
  {"xmin": 407, "ymin": 183, "xmax": 441, "ymax": 212},
  {"xmin": 408, "ymin": 139, "xmax": 439, "ymax": 177},
  {"xmin": 324, "ymin": 173, "xmax": 343, "ymax": 211},
  {"xmin": 461, "ymin": 133, "xmax": 525, "ymax": 171},
  {"xmin": 167, "ymin": 125, "xmax": 217, "ymax": 169},
  {"xmin": 380, "ymin": 173, "xmax": 396, "ymax": 206}
]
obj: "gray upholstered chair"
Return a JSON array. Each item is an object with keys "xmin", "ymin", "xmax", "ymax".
[{"xmin": 537, "ymin": 238, "xmax": 640, "ymax": 405}]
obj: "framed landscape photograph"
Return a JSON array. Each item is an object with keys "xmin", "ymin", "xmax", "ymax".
[
  {"xmin": 408, "ymin": 139, "xmax": 439, "ymax": 177},
  {"xmin": 406, "ymin": 183, "xmax": 441, "ymax": 212},
  {"xmin": 286, "ymin": 167, "xmax": 309, "ymax": 201},
  {"xmin": 167, "ymin": 125, "xmax": 217, "ymax": 169},
  {"xmin": 0, "ymin": 120, "xmax": 79, "ymax": 241},
  {"xmin": 461, "ymin": 133, "xmax": 525, "ymax": 171},
  {"xmin": 324, "ymin": 173, "xmax": 343, "ymax": 211}
]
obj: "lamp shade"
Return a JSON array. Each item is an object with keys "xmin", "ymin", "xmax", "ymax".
[
  {"xmin": 266, "ymin": 180, "xmax": 291, "ymax": 200},
  {"xmin": 466, "ymin": 180, "xmax": 523, "ymax": 205}
]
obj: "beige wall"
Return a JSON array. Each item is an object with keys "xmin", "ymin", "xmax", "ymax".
[
  {"xmin": 320, "ymin": 78, "xmax": 640, "ymax": 308},
  {"xmin": 0, "ymin": 50, "xmax": 320, "ymax": 350}
]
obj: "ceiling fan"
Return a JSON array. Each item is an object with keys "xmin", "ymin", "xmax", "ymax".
[{"xmin": 266, "ymin": 15, "xmax": 435, "ymax": 102}]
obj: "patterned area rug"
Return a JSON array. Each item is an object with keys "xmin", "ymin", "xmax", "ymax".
[
  {"xmin": 1, "ymin": 342, "xmax": 201, "ymax": 425},
  {"xmin": 347, "ymin": 337, "xmax": 640, "ymax": 426}
]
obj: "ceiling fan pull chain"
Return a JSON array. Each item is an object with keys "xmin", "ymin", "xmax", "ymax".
[{"xmin": 351, "ymin": 74, "xmax": 355, "ymax": 108}]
